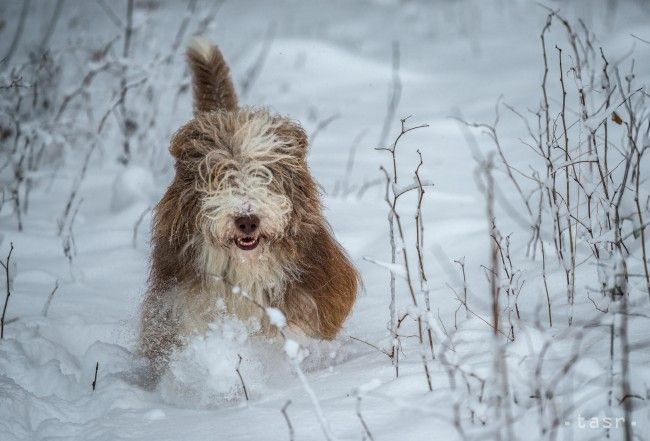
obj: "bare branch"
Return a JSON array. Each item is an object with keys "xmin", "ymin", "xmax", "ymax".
[{"xmin": 0, "ymin": 242, "xmax": 15, "ymax": 339}]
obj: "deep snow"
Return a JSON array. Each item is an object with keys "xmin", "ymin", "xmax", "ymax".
[{"xmin": 1, "ymin": 1, "xmax": 650, "ymax": 440}]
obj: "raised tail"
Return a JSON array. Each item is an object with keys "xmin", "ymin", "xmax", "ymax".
[{"xmin": 186, "ymin": 37, "xmax": 238, "ymax": 114}]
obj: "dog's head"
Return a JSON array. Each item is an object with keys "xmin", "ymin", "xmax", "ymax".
[
  {"xmin": 160, "ymin": 39, "xmax": 321, "ymax": 268},
  {"xmin": 169, "ymin": 109, "xmax": 320, "ymax": 258}
]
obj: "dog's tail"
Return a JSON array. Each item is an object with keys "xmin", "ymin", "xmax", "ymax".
[{"xmin": 186, "ymin": 37, "xmax": 238, "ymax": 114}]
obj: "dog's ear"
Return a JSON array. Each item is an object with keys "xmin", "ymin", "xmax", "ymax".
[
  {"xmin": 186, "ymin": 37, "xmax": 238, "ymax": 114},
  {"xmin": 169, "ymin": 121, "xmax": 208, "ymax": 161},
  {"xmin": 276, "ymin": 119, "xmax": 309, "ymax": 158}
]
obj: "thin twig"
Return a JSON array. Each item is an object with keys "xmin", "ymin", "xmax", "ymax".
[
  {"xmin": 309, "ymin": 113, "xmax": 339, "ymax": 145},
  {"xmin": 41, "ymin": 280, "xmax": 60, "ymax": 317},
  {"xmin": 348, "ymin": 336, "xmax": 391, "ymax": 358},
  {"xmin": 235, "ymin": 354, "xmax": 249, "ymax": 401},
  {"xmin": 377, "ymin": 41, "xmax": 402, "ymax": 151},
  {"xmin": 240, "ymin": 24, "xmax": 275, "ymax": 98},
  {"xmin": 39, "ymin": 0, "xmax": 65, "ymax": 50},
  {"xmin": 95, "ymin": 0, "xmax": 124, "ymax": 29},
  {"xmin": 91, "ymin": 362, "xmax": 99, "ymax": 391},
  {"xmin": 0, "ymin": 242, "xmax": 15, "ymax": 339},
  {"xmin": 118, "ymin": 0, "xmax": 134, "ymax": 164},
  {"xmin": 356, "ymin": 395, "xmax": 375, "ymax": 441},
  {"xmin": 281, "ymin": 400, "xmax": 295, "ymax": 441},
  {"xmin": 132, "ymin": 206, "xmax": 152, "ymax": 248},
  {"xmin": 0, "ymin": 0, "xmax": 30, "ymax": 70}
]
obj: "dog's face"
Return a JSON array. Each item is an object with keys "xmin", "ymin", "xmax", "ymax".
[{"xmin": 170, "ymin": 108, "xmax": 320, "ymax": 259}]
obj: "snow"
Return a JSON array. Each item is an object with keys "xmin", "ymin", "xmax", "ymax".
[
  {"xmin": 362, "ymin": 257, "xmax": 408, "ymax": 280},
  {"xmin": 356, "ymin": 378, "xmax": 382, "ymax": 394},
  {"xmin": 266, "ymin": 307, "xmax": 287, "ymax": 329},
  {"xmin": 284, "ymin": 339, "xmax": 302, "ymax": 361},
  {"xmin": 1, "ymin": 0, "xmax": 650, "ymax": 440},
  {"xmin": 110, "ymin": 165, "xmax": 156, "ymax": 213}
]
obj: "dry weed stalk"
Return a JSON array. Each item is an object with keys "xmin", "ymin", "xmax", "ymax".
[
  {"xmin": 451, "ymin": 11, "xmax": 648, "ymax": 440},
  {"xmin": 480, "ymin": 11, "xmax": 646, "ymax": 440},
  {"xmin": 41, "ymin": 279, "xmax": 60, "ymax": 317},
  {"xmin": 0, "ymin": 242, "xmax": 14, "ymax": 339},
  {"xmin": 281, "ymin": 400, "xmax": 295, "ymax": 441},
  {"xmin": 91, "ymin": 361, "xmax": 99, "ymax": 391},
  {"xmin": 3, "ymin": 0, "xmax": 221, "ymax": 237},
  {"xmin": 355, "ymin": 393, "xmax": 375, "ymax": 441},
  {"xmin": 374, "ymin": 116, "xmax": 432, "ymax": 379},
  {"xmin": 239, "ymin": 23, "xmax": 275, "ymax": 99},
  {"xmin": 235, "ymin": 354, "xmax": 249, "ymax": 401}
]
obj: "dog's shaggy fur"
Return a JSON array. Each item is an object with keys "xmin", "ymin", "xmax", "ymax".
[{"xmin": 139, "ymin": 38, "xmax": 359, "ymax": 378}]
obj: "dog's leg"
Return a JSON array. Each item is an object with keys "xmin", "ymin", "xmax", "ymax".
[
  {"xmin": 139, "ymin": 289, "xmax": 181, "ymax": 383},
  {"xmin": 285, "ymin": 224, "xmax": 359, "ymax": 339}
]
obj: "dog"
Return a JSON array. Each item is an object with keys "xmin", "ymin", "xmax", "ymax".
[{"xmin": 139, "ymin": 37, "xmax": 359, "ymax": 379}]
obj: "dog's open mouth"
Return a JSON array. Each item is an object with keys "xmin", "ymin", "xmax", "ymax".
[{"xmin": 235, "ymin": 236, "xmax": 259, "ymax": 251}]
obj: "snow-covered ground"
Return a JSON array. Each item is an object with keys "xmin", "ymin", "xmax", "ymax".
[{"xmin": 1, "ymin": 1, "xmax": 650, "ymax": 440}]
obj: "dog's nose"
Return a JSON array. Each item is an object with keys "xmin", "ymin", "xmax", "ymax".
[{"xmin": 234, "ymin": 215, "xmax": 259, "ymax": 235}]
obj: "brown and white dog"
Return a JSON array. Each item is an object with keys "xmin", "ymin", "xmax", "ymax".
[{"xmin": 139, "ymin": 38, "xmax": 359, "ymax": 379}]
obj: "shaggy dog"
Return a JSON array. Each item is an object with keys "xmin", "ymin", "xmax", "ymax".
[{"xmin": 139, "ymin": 38, "xmax": 359, "ymax": 379}]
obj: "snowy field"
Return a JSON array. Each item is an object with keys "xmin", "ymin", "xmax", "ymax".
[{"xmin": 1, "ymin": 0, "xmax": 650, "ymax": 440}]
